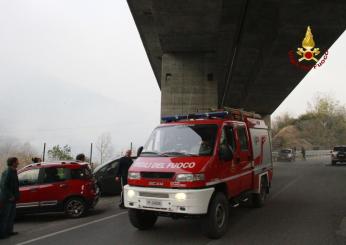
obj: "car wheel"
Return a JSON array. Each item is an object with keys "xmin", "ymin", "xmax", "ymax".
[
  {"xmin": 252, "ymin": 177, "xmax": 268, "ymax": 208},
  {"xmin": 128, "ymin": 209, "xmax": 158, "ymax": 230},
  {"xmin": 64, "ymin": 197, "xmax": 87, "ymax": 218},
  {"xmin": 331, "ymin": 160, "xmax": 337, "ymax": 165},
  {"xmin": 202, "ymin": 192, "xmax": 229, "ymax": 239}
]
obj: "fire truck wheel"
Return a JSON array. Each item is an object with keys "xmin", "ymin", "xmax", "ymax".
[
  {"xmin": 128, "ymin": 209, "xmax": 158, "ymax": 230},
  {"xmin": 202, "ymin": 192, "xmax": 229, "ymax": 239},
  {"xmin": 252, "ymin": 177, "xmax": 268, "ymax": 208}
]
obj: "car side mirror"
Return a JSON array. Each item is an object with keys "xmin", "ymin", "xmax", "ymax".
[
  {"xmin": 219, "ymin": 144, "xmax": 233, "ymax": 161},
  {"xmin": 137, "ymin": 146, "xmax": 144, "ymax": 157}
]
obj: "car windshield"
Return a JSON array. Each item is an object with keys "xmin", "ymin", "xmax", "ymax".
[
  {"xmin": 333, "ymin": 147, "xmax": 346, "ymax": 152},
  {"xmin": 142, "ymin": 124, "xmax": 218, "ymax": 157},
  {"xmin": 280, "ymin": 149, "xmax": 292, "ymax": 153}
]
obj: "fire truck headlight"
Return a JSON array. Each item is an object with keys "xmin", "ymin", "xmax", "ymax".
[
  {"xmin": 128, "ymin": 172, "xmax": 140, "ymax": 180},
  {"xmin": 127, "ymin": 189, "xmax": 136, "ymax": 198},
  {"xmin": 175, "ymin": 173, "xmax": 205, "ymax": 182},
  {"xmin": 175, "ymin": 192, "xmax": 186, "ymax": 201}
]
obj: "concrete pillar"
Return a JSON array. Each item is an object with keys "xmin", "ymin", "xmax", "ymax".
[
  {"xmin": 261, "ymin": 114, "xmax": 271, "ymax": 130},
  {"xmin": 161, "ymin": 53, "xmax": 218, "ymax": 116}
]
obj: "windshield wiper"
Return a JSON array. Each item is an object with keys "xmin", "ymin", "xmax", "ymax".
[
  {"xmin": 141, "ymin": 151, "xmax": 199, "ymax": 157},
  {"xmin": 141, "ymin": 151, "xmax": 160, "ymax": 156},
  {"xmin": 141, "ymin": 151, "xmax": 171, "ymax": 157},
  {"xmin": 161, "ymin": 151, "xmax": 198, "ymax": 157}
]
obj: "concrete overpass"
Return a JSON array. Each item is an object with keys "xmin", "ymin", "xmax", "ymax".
[{"xmin": 127, "ymin": 0, "xmax": 346, "ymax": 117}]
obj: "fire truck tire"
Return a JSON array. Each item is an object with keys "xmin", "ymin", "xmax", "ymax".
[
  {"xmin": 202, "ymin": 192, "xmax": 229, "ymax": 239},
  {"xmin": 128, "ymin": 209, "xmax": 158, "ymax": 230},
  {"xmin": 252, "ymin": 177, "xmax": 268, "ymax": 208}
]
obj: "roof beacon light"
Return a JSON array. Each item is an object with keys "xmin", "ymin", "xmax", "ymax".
[{"xmin": 161, "ymin": 111, "xmax": 229, "ymax": 122}]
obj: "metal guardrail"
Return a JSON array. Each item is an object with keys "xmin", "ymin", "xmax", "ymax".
[{"xmin": 272, "ymin": 150, "xmax": 331, "ymax": 162}]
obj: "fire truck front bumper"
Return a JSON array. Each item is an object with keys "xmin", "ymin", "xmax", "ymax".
[{"xmin": 124, "ymin": 185, "xmax": 215, "ymax": 215}]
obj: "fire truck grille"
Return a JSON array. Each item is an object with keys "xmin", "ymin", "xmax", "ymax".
[
  {"xmin": 139, "ymin": 192, "xmax": 169, "ymax": 198},
  {"xmin": 140, "ymin": 172, "xmax": 175, "ymax": 179}
]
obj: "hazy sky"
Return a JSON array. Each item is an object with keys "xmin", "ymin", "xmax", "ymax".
[{"xmin": 0, "ymin": 0, "xmax": 345, "ymax": 157}]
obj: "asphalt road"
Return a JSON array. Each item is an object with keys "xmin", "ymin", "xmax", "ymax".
[{"xmin": 3, "ymin": 158, "xmax": 346, "ymax": 245}]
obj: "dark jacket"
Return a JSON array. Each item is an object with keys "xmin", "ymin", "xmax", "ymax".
[
  {"xmin": 117, "ymin": 157, "xmax": 133, "ymax": 180},
  {"xmin": 0, "ymin": 168, "xmax": 20, "ymax": 203}
]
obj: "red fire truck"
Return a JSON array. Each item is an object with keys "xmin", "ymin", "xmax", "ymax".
[{"xmin": 124, "ymin": 109, "xmax": 273, "ymax": 238}]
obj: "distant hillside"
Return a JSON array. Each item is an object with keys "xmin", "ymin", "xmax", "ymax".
[
  {"xmin": 272, "ymin": 125, "xmax": 312, "ymax": 150},
  {"xmin": 272, "ymin": 96, "xmax": 346, "ymax": 150}
]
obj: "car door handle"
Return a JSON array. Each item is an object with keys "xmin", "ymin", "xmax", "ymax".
[
  {"xmin": 59, "ymin": 184, "xmax": 68, "ymax": 188},
  {"xmin": 30, "ymin": 188, "xmax": 38, "ymax": 192}
]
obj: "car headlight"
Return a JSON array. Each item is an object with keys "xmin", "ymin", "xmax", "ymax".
[
  {"xmin": 127, "ymin": 189, "xmax": 135, "ymax": 198},
  {"xmin": 175, "ymin": 192, "xmax": 186, "ymax": 201},
  {"xmin": 175, "ymin": 173, "xmax": 205, "ymax": 182},
  {"xmin": 128, "ymin": 172, "xmax": 140, "ymax": 180}
]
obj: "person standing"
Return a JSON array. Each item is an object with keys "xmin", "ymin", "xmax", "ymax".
[
  {"xmin": 0, "ymin": 157, "xmax": 20, "ymax": 239},
  {"xmin": 301, "ymin": 147, "xmax": 306, "ymax": 160},
  {"xmin": 116, "ymin": 150, "xmax": 133, "ymax": 208}
]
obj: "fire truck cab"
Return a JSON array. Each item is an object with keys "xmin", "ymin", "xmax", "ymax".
[{"xmin": 124, "ymin": 109, "xmax": 273, "ymax": 238}]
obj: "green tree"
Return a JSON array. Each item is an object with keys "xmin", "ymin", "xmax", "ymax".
[
  {"xmin": 297, "ymin": 95, "xmax": 346, "ymax": 148},
  {"xmin": 47, "ymin": 145, "xmax": 73, "ymax": 161}
]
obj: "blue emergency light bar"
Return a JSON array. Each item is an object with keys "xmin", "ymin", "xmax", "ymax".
[{"xmin": 161, "ymin": 111, "xmax": 229, "ymax": 122}]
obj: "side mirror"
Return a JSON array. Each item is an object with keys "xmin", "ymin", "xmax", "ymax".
[
  {"xmin": 137, "ymin": 146, "xmax": 144, "ymax": 157},
  {"xmin": 219, "ymin": 144, "xmax": 233, "ymax": 161}
]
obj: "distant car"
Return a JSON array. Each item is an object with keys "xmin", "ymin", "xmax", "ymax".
[
  {"xmin": 331, "ymin": 146, "xmax": 346, "ymax": 165},
  {"xmin": 93, "ymin": 157, "xmax": 136, "ymax": 195},
  {"xmin": 278, "ymin": 148, "xmax": 295, "ymax": 162},
  {"xmin": 17, "ymin": 161, "xmax": 99, "ymax": 218}
]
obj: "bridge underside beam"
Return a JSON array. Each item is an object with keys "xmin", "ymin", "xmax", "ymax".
[{"xmin": 127, "ymin": 0, "xmax": 346, "ymax": 116}]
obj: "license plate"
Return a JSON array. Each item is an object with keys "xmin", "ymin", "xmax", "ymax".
[{"xmin": 146, "ymin": 200, "xmax": 162, "ymax": 207}]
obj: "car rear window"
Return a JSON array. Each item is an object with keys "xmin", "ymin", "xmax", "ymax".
[
  {"xmin": 71, "ymin": 167, "xmax": 92, "ymax": 179},
  {"xmin": 334, "ymin": 147, "xmax": 346, "ymax": 152},
  {"xmin": 43, "ymin": 167, "xmax": 69, "ymax": 183}
]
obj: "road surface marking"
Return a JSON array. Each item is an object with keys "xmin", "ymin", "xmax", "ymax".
[{"xmin": 16, "ymin": 211, "xmax": 127, "ymax": 245}]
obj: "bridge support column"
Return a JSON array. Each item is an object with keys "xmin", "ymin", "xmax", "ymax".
[
  {"xmin": 161, "ymin": 53, "xmax": 218, "ymax": 116},
  {"xmin": 261, "ymin": 114, "xmax": 271, "ymax": 129}
]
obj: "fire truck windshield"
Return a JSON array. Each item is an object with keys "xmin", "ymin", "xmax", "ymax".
[{"xmin": 142, "ymin": 124, "xmax": 218, "ymax": 157}]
